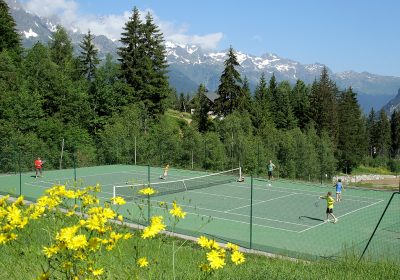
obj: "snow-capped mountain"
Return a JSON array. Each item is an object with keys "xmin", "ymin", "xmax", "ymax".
[{"xmin": 5, "ymin": 0, "xmax": 400, "ymax": 112}]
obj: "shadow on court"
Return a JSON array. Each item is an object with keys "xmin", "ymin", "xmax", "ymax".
[{"xmin": 299, "ymin": 216, "xmax": 325, "ymax": 222}]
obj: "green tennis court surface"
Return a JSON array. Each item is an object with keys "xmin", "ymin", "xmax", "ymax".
[{"xmin": 0, "ymin": 164, "xmax": 398, "ymax": 261}]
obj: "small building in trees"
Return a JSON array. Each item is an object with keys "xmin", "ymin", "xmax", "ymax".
[{"xmin": 189, "ymin": 91, "xmax": 217, "ymax": 118}]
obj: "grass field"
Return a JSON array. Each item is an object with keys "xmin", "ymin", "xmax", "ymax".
[{"xmin": 0, "ymin": 214, "xmax": 399, "ymax": 280}]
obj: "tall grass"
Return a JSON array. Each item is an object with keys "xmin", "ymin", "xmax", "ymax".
[{"xmin": 0, "ymin": 215, "xmax": 398, "ymax": 279}]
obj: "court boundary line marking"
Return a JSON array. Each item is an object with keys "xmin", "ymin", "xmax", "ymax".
[
  {"xmin": 252, "ymin": 181, "xmax": 383, "ymax": 202},
  {"xmin": 297, "ymin": 199, "xmax": 385, "ymax": 233},
  {"xmin": 22, "ymin": 181, "xmax": 387, "ymax": 234},
  {"xmin": 224, "ymin": 193, "xmax": 297, "ymax": 213},
  {"xmin": 23, "ymin": 171, "xmax": 384, "ymax": 204},
  {"xmin": 107, "ymin": 198, "xmax": 304, "ymax": 233}
]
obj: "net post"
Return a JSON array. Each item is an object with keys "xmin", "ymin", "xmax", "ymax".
[
  {"xmin": 112, "ymin": 186, "xmax": 116, "ymax": 205},
  {"xmin": 250, "ymin": 175, "xmax": 253, "ymax": 249},
  {"xmin": 183, "ymin": 180, "xmax": 188, "ymax": 191},
  {"xmin": 147, "ymin": 195, "xmax": 151, "ymax": 225},
  {"xmin": 147, "ymin": 165, "xmax": 150, "ymax": 185}
]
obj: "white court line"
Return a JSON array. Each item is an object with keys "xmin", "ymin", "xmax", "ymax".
[
  {"xmin": 187, "ymin": 189, "xmax": 264, "ymax": 202},
  {"xmin": 297, "ymin": 199, "xmax": 385, "ymax": 233},
  {"xmin": 23, "ymin": 180, "xmax": 386, "ymax": 234},
  {"xmin": 137, "ymin": 196, "xmax": 309, "ymax": 228},
  {"xmin": 224, "ymin": 193, "xmax": 297, "ymax": 213},
  {"xmin": 96, "ymin": 196, "xmax": 303, "ymax": 233},
  {"xmin": 252, "ymin": 181, "xmax": 384, "ymax": 202}
]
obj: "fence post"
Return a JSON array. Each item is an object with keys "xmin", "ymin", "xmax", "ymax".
[
  {"xmin": 250, "ymin": 175, "xmax": 253, "ymax": 249},
  {"xmin": 73, "ymin": 149, "xmax": 77, "ymax": 182},
  {"xmin": 18, "ymin": 150, "xmax": 22, "ymax": 196},
  {"xmin": 359, "ymin": 192, "xmax": 398, "ymax": 262}
]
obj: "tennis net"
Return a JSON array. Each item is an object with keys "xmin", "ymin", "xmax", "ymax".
[{"xmin": 113, "ymin": 167, "xmax": 242, "ymax": 200}]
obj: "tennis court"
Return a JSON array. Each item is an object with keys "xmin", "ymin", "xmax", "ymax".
[{"xmin": 0, "ymin": 164, "xmax": 397, "ymax": 261}]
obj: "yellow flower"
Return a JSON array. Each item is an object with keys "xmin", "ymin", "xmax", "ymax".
[
  {"xmin": 42, "ymin": 245, "xmax": 60, "ymax": 258},
  {"xmin": 0, "ymin": 195, "xmax": 10, "ymax": 207},
  {"xmin": 37, "ymin": 272, "xmax": 50, "ymax": 280},
  {"xmin": 88, "ymin": 237, "xmax": 102, "ymax": 251},
  {"xmin": 14, "ymin": 196, "xmax": 25, "ymax": 206},
  {"xmin": 169, "ymin": 201, "xmax": 186, "ymax": 218},
  {"xmin": 67, "ymin": 235, "xmax": 88, "ymax": 250},
  {"xmin": 206, "ymin": 250, "xmax": 225, "ymax": 270},
  {"xmin": 64, "ymin": 190, "xmax": 76, "ymax": 199},
  {"xmin": 102, "ymin": 207, "xmax": 116, "ymax": 219},
  {"xmin": 0, "ymin": 233, "xmax": 8, "ymax": 244},
  {"xmin": 197, "ymin": 236, "xmax": 210, "ymax": 248},
  {"xmin": 231, "ymin": 251, "xmax": 245, "ymax": 265},
  {"xmin": 123, "ymin": 233, "xmax": 133, "ymax": 240},
  {"xmin": 111, "ymin": 196, "xmax": 126, "ymax": 205},
  {"xmin": 110, "ymin": 231, "xmax": 123, "ymax": 242},
  {"xmin": 139, "ymin": 187, "xmax": 157, "ymax": 196},
  {"xmin": 62, "ymin": 261, "xmax": 73, "ymax": 270},
  {"xmin": 209, "ymin": 239, "xmax": 220, "ymax": 250},
  {"xmin": 73, "ymin": 251, "xmax": 86, "ymax": 260},
  {"xmin": 141, "ymin": 216, "xmax": 166, "ymax": 239},
  {"xmin": 117, "ymin": 215, "xmax": 123, "ymax": 222},
  {"xmin": 56, "ymin": 225, "xmax": 80, "ymax": 243},
  {"xmin": 226, "ymin": 242, "xmax": 239, "ymax": 252},
  {"xmin": 197, "ymin": 236, "xmax": 219, "ymax": 250},
  {"xmin": 66, "ymin": 210, "xmax": 75, "ymax": 217},
  {"xmin": 92, "ymin": 268, "xmax": 104, "ymax": 276},
  {"xmin": 137, "ymin": 257, "xmax": 149, "ymax": 267}
]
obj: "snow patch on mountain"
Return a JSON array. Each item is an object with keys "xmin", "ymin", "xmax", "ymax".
[{"xmin": 23, "ymin": 28, "xmax": 38, "ymax": 38}]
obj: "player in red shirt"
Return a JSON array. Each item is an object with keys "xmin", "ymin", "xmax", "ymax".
[{"xmin": 34, "ymin": 157, "xmax": 43, "ymax": 178}]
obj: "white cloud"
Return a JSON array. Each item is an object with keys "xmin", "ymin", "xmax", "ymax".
[{"xmin": 23, "ymin": 0, "xmax": 223, "ymax": 48}]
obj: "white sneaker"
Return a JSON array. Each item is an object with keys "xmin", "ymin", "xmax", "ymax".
[{"xmin": 334, "ymin": 219, "xmax": 338, "ymax": 224}]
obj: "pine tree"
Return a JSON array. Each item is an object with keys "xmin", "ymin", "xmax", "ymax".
[
  {"xmin": 140, "ymin": 12, "xmax": 170, "ymax": 116},
  {"xmin": 268, "ymin": 73, "xmax": 278, "ymax": 115},
  {"xmin": 78, "ymin": 30, "xmax": 100, "ymax": 81},
  {"xmin": 193, "ymin": 84, "xmax": 210, "ymax": 133},
  {"xmin": 337, "ymin": 87, "xmax": 366, "ymax": 172},
  {"xmin": 0, "ymin": 0, "xmax": 22, "ymax": 55},
  {"xmin": 309, "ymin": 67, "xmax": 339, "ymax": 143},
  {"xmin": 118, "ymin": 8, "xmax": 170, "ymax": 116},
  {"xmin": 118, "ymin": 7, "xmax": 144, "ymax": 94},
  {"xmin": 390, "ymin": 110, "xmax": 400, "ymax": 158},
  {"xmin": 375, "ymin": 110, "xmax": 391, "ymax": 157},
  {"xmin": 252, "ymin": 73, "xmax": 273, "ymax": 130},
  {"xmin": 291, "ymin": 80, "xmax": 310, "ymax": 130},
  {"xmin": 275, "ymin": 81, "xmax": 296, "ymax": 130},
  {"xmin": 214, "ymin": 46, "xmax": 242, "ymax": 116},
  {"xmin": 238, "ymin": 76, "xmax": 252, "ymax": 113},
  {"xmin": 254, "ymin": 72, "xmax": 268, "ymax": 103},
  {"xmin": 49, "ymin": 25, "xmax": 74, "ymax": 69},
  {"xmin": 366, "ymin": 108, "xmax": 378, "ymax": 157}
]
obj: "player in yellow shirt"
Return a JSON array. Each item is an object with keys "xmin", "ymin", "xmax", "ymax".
[
  {"xmin": 160, "ymin": 164, "xmax": 170, "ymax": 180},
  {"xmin": 319, "ymin": 191, "xmax": 338, "ymax": 223}
]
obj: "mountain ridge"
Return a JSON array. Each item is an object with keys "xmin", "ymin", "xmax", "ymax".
[{"xmin": 5, "ymin": 0, "xmax": 400, "ymax": 112}]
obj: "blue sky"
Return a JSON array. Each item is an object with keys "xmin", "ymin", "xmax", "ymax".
[{"xmin": 22, "ymin": 0, "xmax": 400, "ymax": 77}]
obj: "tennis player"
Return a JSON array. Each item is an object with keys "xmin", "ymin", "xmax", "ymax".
[
  {"xmin": 267, "ymin": 160, "xmax": 276, "ymax": 180},
  {"xmin": 160, "ymin": 164, "xmax": 170, "ymax": 180},
  {"xmin": 319, "ymin": 191, "xmax": 338, "ymax": 223},
  {"xmin": 334, "ymin": 178, "xmax": 344, "ymax": 202},
  {"xmin": 34, "ymin": 157, "xmax": 44, "ymax": 178}
]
